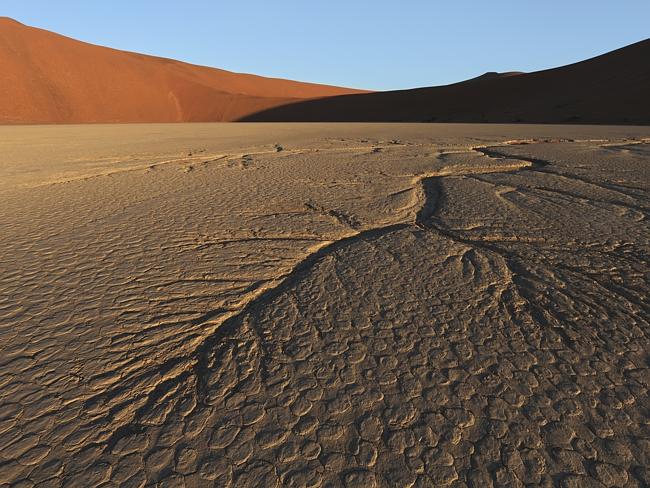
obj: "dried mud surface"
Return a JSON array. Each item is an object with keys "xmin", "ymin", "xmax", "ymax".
[{"xmin": 1, "ymin": 124, "xmax": 649, "ymax": 487}]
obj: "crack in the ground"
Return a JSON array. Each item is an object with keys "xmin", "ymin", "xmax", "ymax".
[
  {"xmin": 99, "ymin": 138, "xmax": 647, "ymax": 451},
  {"xmin": 412, "ymin": 145, "xmax": 635, "ymax": 353},
  {"xmin": 191, "ymin": 222, "xmax": 411, "ymax": 402},
  {"xmin": 189, "ymin": 143, "xmax": 556, "ymax": 405}
]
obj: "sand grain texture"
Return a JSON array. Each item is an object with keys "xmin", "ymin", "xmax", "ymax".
[{"xmin": 0, "ymin": 124, "xmax": 649, "ymax": 487}]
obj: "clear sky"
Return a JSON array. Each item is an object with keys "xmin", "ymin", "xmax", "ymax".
[{"xmin": 4, "ymin": 1, "xmax": 649, "ymax": 90}]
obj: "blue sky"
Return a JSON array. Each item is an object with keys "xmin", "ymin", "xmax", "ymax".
[{"xmin": 4, "ymin": 1, "xmax": 649, "ymax": 90}]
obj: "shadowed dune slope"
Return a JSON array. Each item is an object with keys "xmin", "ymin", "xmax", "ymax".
[
  {"xmin": 243, "ymin": 40, "xmax": 650, "ymax": 124},
  {"xmin": 0, "ymin": 17, "xmax": 366, "ymax": 123}
]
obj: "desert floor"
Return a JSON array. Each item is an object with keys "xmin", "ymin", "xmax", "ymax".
[{"xmin": 1, "ymin": 123, "xmax": 649, "ymax": 487}]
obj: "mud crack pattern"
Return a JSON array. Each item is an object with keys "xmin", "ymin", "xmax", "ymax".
[{"xmin": 0, "ymin": 127, "xmax": 649, "ymax": 487}]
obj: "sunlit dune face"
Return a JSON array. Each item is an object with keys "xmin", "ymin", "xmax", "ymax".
[{"xmin": 0, "ymin": 18, "xmax": 365, "ymax": 124}]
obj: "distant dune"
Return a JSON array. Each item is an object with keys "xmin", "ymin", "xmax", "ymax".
[
  {"xmin": 1, "ymin": 17, "xmax": 647, "ymax": 125},
  {"xmin": 243, "ymin": 40, "xmax": 650, "ymax": 124},
  {"xmin": 0, "ymin": 17, "xmax": 365, "ymax": 123}
]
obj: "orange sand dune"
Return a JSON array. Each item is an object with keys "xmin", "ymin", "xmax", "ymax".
[
  {"xmin": 243, "ymin": 40, "xmax": 650, "ymax": 124},
  {"xmin": 0, "ymin": 17, "xmax": 365, "ymax": 123}
]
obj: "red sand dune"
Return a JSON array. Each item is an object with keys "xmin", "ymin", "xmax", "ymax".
[
  {"xmin": 0, "ymin": 17, "xmax": 365, "ymax": 123},
  {"xmin": 1, "ymin": 17, "xmax": 648, "ymax": 125},
  {"xmin": 243, "ymin": 40, "xmax": 650, "ymax": 125}
]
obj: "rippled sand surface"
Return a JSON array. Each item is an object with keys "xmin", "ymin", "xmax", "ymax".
[{"xmin": 1, "ymin": 123, "xmax": 649, "ymax": 487}]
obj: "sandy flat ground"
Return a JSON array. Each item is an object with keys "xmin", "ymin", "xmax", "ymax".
[{"xmin": 1, "ymin": 123, "xmax": 649, "ymax": 487}]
